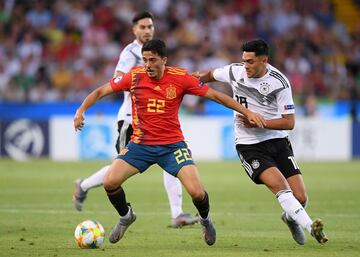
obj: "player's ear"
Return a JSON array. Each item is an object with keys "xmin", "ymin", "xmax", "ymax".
[
  {"xmin": 261, "ymin": 55, "xmax": 268, "ymax": 64},
  {"xmin": 162, "ymin": 57, "xmax": 167, "ymax": 65}
]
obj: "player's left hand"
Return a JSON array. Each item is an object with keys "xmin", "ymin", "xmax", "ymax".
[
  {"xmin": 241, "ymin": 113, "xmax": 266, "ymax": 128},
  {"xmin": 74, "ymin": 110, "xmax": 85, "ymax": 131}
]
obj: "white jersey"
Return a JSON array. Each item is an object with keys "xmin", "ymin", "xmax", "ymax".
[
  {"xmin": 115, "ymin": 40, "xmax": 143, "ymax": 123},
  {"xmin": 213, "ymin": 63, "xmax": 295, "ymax": 145}
]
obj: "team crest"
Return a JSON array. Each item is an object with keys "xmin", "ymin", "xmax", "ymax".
[
  {"xmin": 260, "ymin": 82, "xmax": 270, "ymax": 94},
  {"xmin": 166, "ymin": 85, "xmax": 176, "ymax": 99},
  {"xmin": 251, "ymin": 159, "xmax": 260, "ymax": 169}
]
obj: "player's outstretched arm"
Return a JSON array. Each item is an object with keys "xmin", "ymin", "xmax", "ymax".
[
  {"xmin": 204, "ymin": 88, "xmax": 266, "ymax": 128},
  {"xmin": 241, "ymin": 114, "xmax": 295, "ymax": 130},
  {"xmin": 74, "ymin": 83, "xmax": 114, "ymax": 131}
]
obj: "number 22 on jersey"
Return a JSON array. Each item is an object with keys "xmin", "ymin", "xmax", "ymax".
[{"xmin": 147, "ymin": 98, "xmax": 165, "ymax": 113}]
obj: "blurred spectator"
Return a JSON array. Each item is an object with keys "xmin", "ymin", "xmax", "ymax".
[
  {"xmin": 17, "ymin": 31, "xmax": 43, "ymax": 60},
  {"xmin": 25, "ymin": 0, "xmax": 51, "ymax": 29},
  {"xmin": 51, "ymin": 61, "xmax": 72, "ymax": 99},
  {"xmin": 0, "ymin": 0, "xmax": 12, "ymax": 24},
  {"xmin": 302, "ymin": 93, "xmax": 318, "ymax": 117},
  {"xmin": 313, "ymin": 1, "xmax": 335, "ymax": 29},
  {"xmin": 272, "ymin": 0, "xmax": 301, "ymax": 35},
  {"xmin": 12, "ymin": 60, "xmax": 35, "ymax": 100},
  {"xmin": 0, "ymin": 62, "xmax": 10, "ymax": 99},
  {"xmin": 0, "ymin": 0, "xmax": 358, "ymax": 116},
  {"xmin": 68, "ymin": 2, "xmax": 92, "ymax": 32}
]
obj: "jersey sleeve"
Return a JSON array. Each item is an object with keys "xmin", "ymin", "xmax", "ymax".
[
  {"xmin": 213, "ymin": 65, "xmax": 231, "ymax": 83},
  {"xmin": 109, "ymin": 72, "xmax": 132, "ymax": 92},
  {"xmin": 115, "ymin": 50, "xmax": 138, "ymax": 73},
  {"xmin": 277, "ymin": 86, "xmax": 295, "ymax": 115},
  {"xmin": 184, "ymin": 73, "xmax": 209, "ymax": 96}
]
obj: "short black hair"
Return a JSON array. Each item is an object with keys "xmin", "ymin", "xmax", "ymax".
[
  {"xmin": 142, "ymin": 39, "xmax": 167, "ymax": 57},
  {"xmin": 242, "ymin": 39, "xmax": 269, "ymax": 56},
  {"xmin": 132, "ymin": 11, "xmax": 154, "ymax": 24}
]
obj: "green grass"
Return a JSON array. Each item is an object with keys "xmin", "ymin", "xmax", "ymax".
[{"xmin": 0, "ymin": 159, "xmax": 359, "ymax": 257}]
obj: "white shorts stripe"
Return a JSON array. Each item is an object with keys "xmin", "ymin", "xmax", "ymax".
[
  {"xmin": 239, "ymin": 153, "xmax": 253, "ymax": 177},
  {"xmin": 118, "ymin": 121, "xmax": 131, "ymax": 151}
]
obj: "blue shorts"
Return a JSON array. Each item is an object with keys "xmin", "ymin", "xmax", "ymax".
[{"xmin": 117, "ymin": 141, "xmax": 195, "ymax": 176}]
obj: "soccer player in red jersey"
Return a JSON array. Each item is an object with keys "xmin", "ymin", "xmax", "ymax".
[{"xmin": 74, "ymin": 39, "xmax": 266, "ymax": 246}]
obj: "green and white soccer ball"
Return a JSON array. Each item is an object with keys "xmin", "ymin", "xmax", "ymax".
[{"xmin": 74, "ymin": 220, "xmax": 105, "ymax": 248}]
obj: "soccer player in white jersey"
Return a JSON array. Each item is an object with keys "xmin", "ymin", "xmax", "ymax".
[
  {"xmin": 72, "ymin": 11, "xmax": 198, "ymax": 228},
  {"xmin": 196, "ymin": 39, "xmax": 328, "ymax": 245}
]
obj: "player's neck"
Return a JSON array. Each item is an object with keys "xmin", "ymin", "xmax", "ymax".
[
  {"xmin": 256, "ymin": 66, "xmax": 268, "ymax": 78},
  {"xmin": 135, "ymin": 39, "xmax": 143, "ymax": 46}
]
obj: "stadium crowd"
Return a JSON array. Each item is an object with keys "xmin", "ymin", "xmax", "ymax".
[{"xmin": 0, "ymin": 0, "xmax": 359, "ymax": 114}]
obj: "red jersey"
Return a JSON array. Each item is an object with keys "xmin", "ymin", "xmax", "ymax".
[{"xmin": 110, "ymin": 66, "xmax": 209, "ymax": 145}]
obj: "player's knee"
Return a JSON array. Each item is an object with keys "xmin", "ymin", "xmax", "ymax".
[
  {"xmin": 189, "ymin": 188, "xmax": 205, "ymax": 201},
  {"xmin": 103, "ymin": 176, "xmax": 119, "ymax": 191}
]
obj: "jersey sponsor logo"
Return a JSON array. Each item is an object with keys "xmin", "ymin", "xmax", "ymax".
[
  {"xmin": 284, "ymin": 104, "xmax": 295, "ymax": 110},
  {"xmin": 166, "ymin": 85, "xmax": 176, "ymax": 99},
  {"xmin": 251, "ymin": 159, "xmax": 260, "ymax": 169},
  {"xmin": 259, "ymin": 82, "xmax": 270, "ymax": 94}
]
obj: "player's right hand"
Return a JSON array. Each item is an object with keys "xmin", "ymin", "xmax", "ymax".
[
  {"xmin": 74, "ymin": 110, "xmax": 85, "ymax": 131},
  {"xmin": 244, "ymin": 112, "xmax": 267, "ymax": 128}
]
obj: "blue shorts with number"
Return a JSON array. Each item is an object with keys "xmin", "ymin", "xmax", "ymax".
[{"xmin": 117, "ymin": 141, "xmax": 195, "ymax": 176}]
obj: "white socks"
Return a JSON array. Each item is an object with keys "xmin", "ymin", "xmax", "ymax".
[
  {"xmin": 163, "ymin": 171, "xmax": 183, "ymax": 219},
  {"xmin": 276, "ymin": 190, "xmax": 313, "ymax": 233},
  {"xmin": 80, "ymin": 165, "xmax": 110, "ymax": 192}
]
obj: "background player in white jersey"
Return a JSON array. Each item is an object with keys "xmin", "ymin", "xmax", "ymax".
[
  {"xmin": 196, "ymin": 39, "xmax": 328, "ymax": 245},
  {"xmin": 72, "ymin": 11, "xmax": 198, "ymax": 228}
]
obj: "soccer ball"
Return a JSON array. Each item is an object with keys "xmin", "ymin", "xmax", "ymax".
[{"xmin": 74, "ymin": 220, "xmax": 105, "ymax": 248}]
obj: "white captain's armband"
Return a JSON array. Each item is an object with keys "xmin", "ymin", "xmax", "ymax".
[{"xmin": 113, "ymin": 76, "xmax": 123, "ymax": 84}]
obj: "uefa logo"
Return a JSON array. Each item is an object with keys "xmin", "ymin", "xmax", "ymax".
[{"xmin": 3, "ymin": 119, "xmax": 45, "ymax": 160}]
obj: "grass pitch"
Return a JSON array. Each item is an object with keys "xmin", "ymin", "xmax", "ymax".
[{"xmin": 0, "ymin": 159, "xmax": 359, "ymax": 257}]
